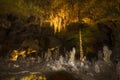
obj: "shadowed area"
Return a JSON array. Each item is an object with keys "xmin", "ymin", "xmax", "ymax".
[{"xmin": 47, "ymin": 71, "xmax": 77, "ymax": 80}]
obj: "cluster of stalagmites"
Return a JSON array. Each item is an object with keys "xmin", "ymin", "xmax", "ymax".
[{"xmin": 2, "ymin": 45, "xmax": 119, "ymax": 80}]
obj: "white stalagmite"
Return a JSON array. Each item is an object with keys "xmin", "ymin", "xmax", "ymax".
[
  {"xmin": 103, "ymin": 46, "xmax": 112, "ymax": 64},
  {"xmin": 68, "ymin": 47, "xmax": 76, "ymax": 66}
]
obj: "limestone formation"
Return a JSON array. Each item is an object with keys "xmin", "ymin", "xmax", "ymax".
[
  {"xmin": 95, "ymin": 62, "xmax": 100, "ymax": 73},
  {"xmin": 103, "ymin": 46, "xmax": 112, "ymax": 64},
  {"xmin": 68, "ymin": 47, "xmax": 76, "ymax": 66}
]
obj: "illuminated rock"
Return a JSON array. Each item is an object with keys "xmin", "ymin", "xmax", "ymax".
[
  {"xmin": 95, "ymin": 62, "xmax": 100, "ymax": 73},
  {"xmin": 68, "ymin": 47, "xmax": 76, "ymax": 66},
  {"xmin": 10, "ymin": 49, "xmax": 26, "ymax": 61},
  {"xmin": 103, "ymin": 46, "xmax": 112, "ymax": 64}
]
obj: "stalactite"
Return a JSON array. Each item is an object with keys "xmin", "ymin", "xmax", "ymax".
[
  {"xmin": 49, "ymin": 12, "xmax": 66, "ymax": 33},
  {"xmin": 48, "ymin": 4, "xmax": 80, "ymax": 33}
]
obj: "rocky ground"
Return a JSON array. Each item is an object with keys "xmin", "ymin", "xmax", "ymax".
[{"xmin": 0, "ymin": 56, "xmax": 119, "ymax": 80}]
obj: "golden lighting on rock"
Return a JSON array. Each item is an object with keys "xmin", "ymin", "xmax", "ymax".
[
  {"xmin": 49, "ymin": 8, "xmax": 69, "ymax": 33},
  {"xmin": 81, "ymin": 56, "xmax": 86, "ymax": 62},
  {"xmin": 10, "ymin": 50, "xmax": 26, "ymax": 61},
  {"xmin": 82, "ymin": 17, "xmax": 94, "ymax": 25},
  {"xmin": 27, "ymin": 48, "xmax": 37, "ymax": 55},
  {"xmin": 10, "ymin": 48, "xmax": 37, "ymax": 61},
  {"xmin": 50, "ymin": 14, "xmax": 62, "ymax": 33},
  {"xmin": 82, "ymin": 17, "xmax": 91, "ymax": 23},
  {"xmin": 48, "ymin": 4, "xmax": 80, "ymax": 33}
]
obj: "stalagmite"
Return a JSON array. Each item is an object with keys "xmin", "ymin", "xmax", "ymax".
[
  {"xmin": 68, "ymin": 47, "xmax": 76, "ymax": 66},
  {"xmin": 103, "ymin": 46, "xmax": 112, "ymax": 64},
  {"xmin": 79, "ymin": 30, "xmax": 84, "ymax": 61}
]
